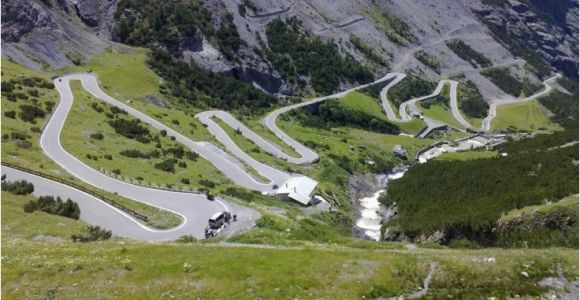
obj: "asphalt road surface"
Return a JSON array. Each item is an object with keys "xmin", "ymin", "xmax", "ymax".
[{"xmin": 2, "ymin": 167, "xmax": 259, "ymax": 241}]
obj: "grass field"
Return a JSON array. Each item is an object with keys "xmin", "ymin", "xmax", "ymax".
[
  {"xmin": 419, "ymin": 103, "xmax": 463, "ymax": 128},
  {"xmin": 2, "ymin": 192, "xmax": 578, "ymax": 299},
  {"xmin": 491, "ymin": 100, "xmax": 562, "ymax": 132},
  {"xmin": 339, "ymin": 91, "xmax": 424, "ymax": 135},
  {"xmin": 340, "ymin": 91, "xmax": 389, "ymax": 121},
  {"xmin": 434, "ymin": 150, "xmax": 498, "ymax": 161},
  {"xmin": 60, "ymin": 80, "xmax": 230, "ymax": 191},
  {"xmin": 500, "ymin": 195, "xmax": 579, "ymax": 221}
]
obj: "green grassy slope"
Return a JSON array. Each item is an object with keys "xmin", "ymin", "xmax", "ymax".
[
  {"xmin": 420, "ymin": 103, "xmax": 463, "ymax": 128},
  {"xmin": 61, "ymin": 81, "xmax": 230, "ymax": 191},
  {"xmin": 340, "ymin": 91, "xmax": 426, "ymax": 135},
  {"xmin": 2, "ymin": 190, "xmax": 578, "ymax": 299},
  {"xmin": 496, "ymin": 195, "xmax": 578, "ymax": 248},
  {"xmin": 491, "ymin": 100, "xmax": 562, "ymax": 132}
]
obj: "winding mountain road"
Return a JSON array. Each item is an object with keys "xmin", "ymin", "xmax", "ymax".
[
  {"xmin": 2, "ymin": 167, "xmax": 258, "ymax": 241},
  {"xmin": 3, "ymin": 63, "xmax": 560, "ymax": 241},
  {"xmin": 379, "ymin": 72, "xmax": 560, "ymax": 135}
]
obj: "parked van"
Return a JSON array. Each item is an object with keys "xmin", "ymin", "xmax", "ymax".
[{"xmin": 208, "ymin": 211, "xmax": 231, "ymax": 230}]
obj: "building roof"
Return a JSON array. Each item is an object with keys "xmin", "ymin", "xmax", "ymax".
[{"xmin": 276, "ymin": 176, "xmax": 318, "ymax": 205}]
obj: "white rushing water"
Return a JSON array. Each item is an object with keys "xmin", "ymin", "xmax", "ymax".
[{"xmin": 356, "ymin": 169, "xmax": 407, "ymax": 241}]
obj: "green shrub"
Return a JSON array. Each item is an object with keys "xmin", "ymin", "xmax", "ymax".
[
  {"xmin": 44, "ymin": 101, "xmax": 55, "ymax": 112},
  {"xmin": 175, "ymin": 235, "xmax": 197, "ymax": 243},
  {"xmin": 481, "ymin": 68, "xmax": 526, "ymax": 96},
  {"xmin": 199, "ymin": 179, "xmax": 216, "ymax": 188},
  {"xmin": 154, "ymin": 159, "xmax": 177, "ymax": 173},
  {"xmin": 1, "ymin": 180, "xmax": 34, "ymax": 195},
  {"xmin": 119, "ymin": 149, "xmax": 159, "ymax": 159},
  {"xmin": 387, "ymin": 74, "xmax": 435, "ymax": 106},
  {"xmin": 108, "ymin": 118, "xmax": 150, "ymax": 140},
  {"xmin": 1, "ymin": 81, "xmax": 15, "ymax": 93},
  {"xmin": 458, "ymin": 80, "xmax": 489, "ymax": 118},
  {"xmin": 288, "ymin": 100, "xmax": 399, "ymax": 134},
  {"xmin": 186, "ymin": 151, "xmax": 199, "ymax": 161},
  {"xmin": 15, "ymin": 140, "xmax": 32, "ymax": 149},
  {"xmin": 90, "ymin": 102, "xmax": 104, "ymax": 113},
  {"xmin": 349, "ymin": 35, "xmax": 387, "ymax": 66},
  {"xmin": 4, "ymin": 110, "xmax": 16, "ymax": 119},
  {"xmin": 27, "ymin": 89, "xmax": 39, "ymax": 97},
  {"xmin": 18, "ymin": 104, "xmax": 45, "ymax": 123},
  {"xmin": 71, "ymin": 225, "xmax": 112, "ymax": 242},
  {"xmin": 90, "ymin": 132, "xmax": 104, "ymax": 140},
  {"xmin": 24, "ymin": 195, "xmax": 81, "ymax": 220},
  {"xmin": 215, "ymin": 13, "xmax": 244, "ymax": 61}
]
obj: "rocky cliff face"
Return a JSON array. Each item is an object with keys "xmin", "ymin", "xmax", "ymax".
[
  {"xmin": 1, "ymin": 0, "xmax": 116, "ymax": 70},
  {"xmin": 1, "ymin": 0, "xmax": 577, "ymax": 95},
  {"xmin": 471, "ymin": 0, "xmax": 579, "ymax": 78}
]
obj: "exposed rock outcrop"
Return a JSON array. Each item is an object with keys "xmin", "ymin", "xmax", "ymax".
[
  {"xmin": 471, "ymin": 0, "xmax": 579, "ymax": 78},
  {"xmin": 1, "ymin": 0, "xmax": 117, "ymax": 70}
]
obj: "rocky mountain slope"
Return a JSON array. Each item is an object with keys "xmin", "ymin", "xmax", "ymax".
[{"xmin": 1, "ymin": 0, "xmax": 577, "ymax": 98}]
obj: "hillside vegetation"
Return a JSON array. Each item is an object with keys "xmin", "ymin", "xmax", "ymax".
[
  {"xmin": 148, "ymin": 50, "xmax": 278, "ymax": 115},
  {"xmin": 496, "ymin": 195, "xmax": 578, "ymax": 248},
  {"xmin": 457, "ymin": 80, "xmax": 489, "ymax": 119},
  {"xmin": 3, "ymin": 190, "xmax": 579, "ymax": 299},
  {"xmin": 285, "ymin": 93, "xmax": 400, "ymax": 135},
  {"xmin": 481, "ymin": 67, "xmax": 541, "ymax": 97},
  {"xmin": 262, "ymin": 17, "xmax": 373, "ymax": 94},
  {"xmin": 446, "ymin": 39, "xmax": 492, "ymax": 68},
  {"xmin": 381, "ymin": 131, "xmax": 579, "ymax": 246},
  {"xmin": 387, "ymin": 74, "xmax": 435, "ymax": 106},
  {"xmin": 60, "ymin": 81, "xmax": 230, "ymax": 193},
  {"xmin": 538, "ymin": 77, "xmax": 579, "ymax": 129}
]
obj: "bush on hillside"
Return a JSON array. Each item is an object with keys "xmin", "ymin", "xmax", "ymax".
[
  {"xmin": 108, "ymin": 118, "xmax": 150, "ymax": 141},
  {"xmin": 414, "ymin": 50, "xmax": 441, "ymax": 73},
  {"xmin": 71, "ymin": 225, "xmax": 112, "ymax": 242},
  {"xmin": 154, "ymin": 158, "xmax": 177, "ymax": 173},
  {"xmin": 288, "ymin": 100, "xmax": 400, "ymax": 134},
  {"xmin": 24, "ymin": 195, "xmax": 81, "ymax": 220},
  {"xmin": 18, "ymin": 104, "xmax": 45, "ymax": 123},
  {"xmin": 481, "ymin": 68, "xmax": 525, "ymax": 96},
  {"xmin": 1, "ymin": 180, "xmax": 34, "ymax": 195}
]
